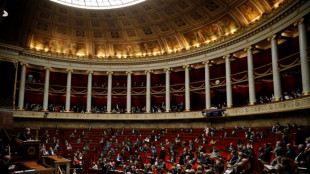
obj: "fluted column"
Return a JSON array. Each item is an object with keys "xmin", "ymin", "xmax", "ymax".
[
  {"xmin": 203, "ymin": 61, "xmax": 211, "ymax": 109},
  {"xmin": 107, "ymin": 71, "xmax": 113, "ymax": 113},
  {"xmin": 164, "ymin": 68, "xmax": 171, "ymax": 112},
  {"xmin": 86, "ymin": 71, "xmax": 93, "ymax": 113},
  {"xmin": 295, "ymin": 18, "xmax": 310, "ymax": 96},
  {"xmin": 65, "ymin": 69, "xmax": 73, "ymax": 112},
  {"xmin": 268, "ymin": 35, "xmax": 282, "ymax": 101},
  {"xmin": 224, "ymin": 55, "xmax": 233, "ymax": 108},
  {"xmin": 126, "ymin": 71, "xmax": 132, "ymax": 113},
  {"xmin": 42, "ymin": 67, "xmax": 51, "ymax": 111},
  {"xmin": 145, "ymin": 70, "xmax": 152, "ymax": 113},
  {"xmin": 245, "ymin": 46, "xmax": 256, "ymax": 105},
  {"xmin": 17, "ymin": 63, "xmax": 27, "ymax": 110},
  {"xmin": 184, "ymin": 65, "xmax": 190, "ymax": 111}
]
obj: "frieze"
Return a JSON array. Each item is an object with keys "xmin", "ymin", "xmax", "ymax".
[
  {"xmin": 13, "ymin": 97, "xmax": 310, "ymax": 120},
  {"xmin": 13, "ymin": 110, "xmax": 205, "ymax": 120}
]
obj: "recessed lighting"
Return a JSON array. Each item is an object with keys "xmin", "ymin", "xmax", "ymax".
[{"xmin": 3, "ymin": 10, "xmax": 8, "ymax": 17}]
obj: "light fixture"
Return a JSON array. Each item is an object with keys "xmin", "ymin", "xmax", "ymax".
[
  {"xmin": 2, "ymin": 10, "xmax": 8, "ymax": 17},
  {"xmin": 50, "ymin": 0, "xmax": 146, "ymax": 10}
]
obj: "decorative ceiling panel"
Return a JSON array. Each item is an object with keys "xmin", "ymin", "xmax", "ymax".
[{"xmin": 19, "ymin": 0, "xmax": 290, "ymax": 60}]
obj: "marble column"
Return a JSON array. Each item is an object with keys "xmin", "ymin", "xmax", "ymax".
[
  {"xmin": 42, "ymin": 67, "xmax": 51, "ymax": 111},
  {"xmin": 245, "ymin": 46, "xmax": 256, "ymax": 105},
  {"xmin": 65, "ymin": 69, "xmax": 73, "ymax": 112},
  {"xmin": 17, "ymin": 63, "xmax": 27, "ymax": 110},
  {"xmin": 224, "ymin": 55, "xmax": 233, "ymax": 108},
  {"xmin": 107, "ymin": 71, "xmax": 113, "ymax": 113},
  {"xmin": 164, "ymin": 68, "xmax": 171, "ymax": 112},
  {"xmin": 295, "ymin": 18, "xmax": 310, "ymax": 96},
  {"xmin": 126, "ymin": 71, "xmax": 132, "ymax": 113},
  {"xmin": 184, "ymin": 65, "xmax": 190, "ymax": 111},
  {"xmin": 145, "ymin": 70, "xmax": 151, "ymax": 113},
  {"xmin": 203, "ymin": 61, "xmax": 211, "ymax": 109},
  {"xmin": 268, "ymin": 35, "xmax": 282, "ymax": 101},
  {"xmin": 86, "ymin": 71, "xmax": 93, "ymax": 113}
]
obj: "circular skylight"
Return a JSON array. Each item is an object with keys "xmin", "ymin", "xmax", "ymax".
[{"xmin": 50, "ymin": 0, "xmax": 146, "ymax": 10}]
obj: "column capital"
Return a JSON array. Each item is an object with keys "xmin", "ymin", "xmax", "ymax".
[
  {"xmin": 294, "ymin": 18, "xmax": 304, "ymax": 26},
  {"xmin": 145, "ymin": 70, "xmax": 153, "ymax": 74},
  {"xmin": 126, "ymin": 71, "xmax": 133, "ymax": 75},
  {"xmin": 87, "ymin": 70, "xmax": 93, "ymax": 74},
  {"xmin": 267, "ymin": 34, "xmax": 278, "ymax": 41},
  {"xmin": 106, "ymin": 71, "xmax": 113, "ymax": 75},
  {"xmin": 202, "ymin": 60, "xmax": 214, "ymax": 65},
  {"xmin": 164, "ymin": 68, "xmax": 171, "ymax": 72},
  {"xmin": 183, "ymin": 65, "xmax": 191, "ymax": 69},
  {"xmin": 20, "ymin": 62, "xmax": 28, "ymax": 66},
  {"xmin": 66, "ymin": 69, "xmax": 73, "ymax": 72},
  {"xmin": 44, "ymin": 66, "xmax": 51, "ymax": 70},
  {"xmin": 223, "ymin": 54, "xmax": 231, "ymax": 59},
  {"xmin": 244, "ymin": 46, "xmax": 253, "ymax": 52}
]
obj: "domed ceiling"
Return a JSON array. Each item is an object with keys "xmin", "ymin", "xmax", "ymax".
[{"xmin": 24, "ymin": 0, "xmax": 286, "ymax": 60}]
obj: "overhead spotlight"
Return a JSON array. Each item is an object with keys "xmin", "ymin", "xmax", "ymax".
[{"xmin": 2, "ymin": 10, "xmax": 8, "ymax": 17}]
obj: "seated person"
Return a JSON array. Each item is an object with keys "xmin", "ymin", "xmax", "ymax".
[
  {"xmin": 72, "ymin": 158, "xmax": 80, "ymax": 168},
  {"xmin": 67, "ymin": 144, "xmax": 72, "ymax": 150},
  {"xmin": 70, "ymin": 132, "xmax": 75, "ymax": 137},
  {"xmin": 231, "ymin": 130, "xmax": 238, "ymax": 137},
  {"xmin": 92, "ymin": 162, "xmax": 98, "ymax": 169},
  {"xmin": 227, "ymin": 143, "xmax": 236, "ymax": 152},
  {"xmin": 144, "ymin": 137, "xmax": 150, "ymax": 143},
  {"xmin": 210, "ymin": 138, "xmax": 216, "ymax": 145},
  {"xmin": 18, "ymin": 128, "xmax": 31, "ymax": 141},
  {"xmin": 211, "ymin": 147, "xmax": 219, "ymax": 157},
  {"xmin": 222, "ymin": 131, "xmax": 229, "ymax": 137},
  {"xmin": 42, "ymin": 149, "xmax": 49, "ymax": 156},
  {"xmin": 295, "ymin": 144, "xmax": 306, "ymax": 165},
  {"xmin": 48, "ymin": 147, "xmax": 56, "ymax": 156},
  {"xmin": 228, "ymin": 151, "xmax": 239, "ymax": 166}
]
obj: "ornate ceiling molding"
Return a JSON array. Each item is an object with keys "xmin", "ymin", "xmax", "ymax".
[{"xmin": 0, "ymin": 0, "xmax": 308, "ymax": 72}]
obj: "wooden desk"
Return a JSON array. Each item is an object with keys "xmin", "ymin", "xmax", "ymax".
[
  {"xmin": 21, "ymin": 161, "xmax": 50, "ymax": 170},
  {"xmin": 258, "ymin": 159, "xmax": 276, "ymax": 173},
  {"xmin": 88, "ymin": 169, "xmax": 123, "ymax": 174},
  {"xmin": 11, "ymin": 161, "xmax": 55, "ymax": 174},
  {"xmin": 43, "ymin": 156, "xmax": 71, "ymax": 174},
  {"xmin": 21, "ymin": 140, "xmax": 41, "ymax": 161}
]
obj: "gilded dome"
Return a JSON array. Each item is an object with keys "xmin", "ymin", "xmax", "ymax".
[{"xmin": 1, "ymin": 0, "xmax": 289, "ymax": 61}]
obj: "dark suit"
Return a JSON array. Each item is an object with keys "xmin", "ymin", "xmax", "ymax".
[
  {"xmin": 229, "ymin": 155, "xmax": 239, "ymax": 165},
  {"xmin": 0, "ymin": 161, "xmax": 10, "ymax": 174},
  {"xmin": 18, "ymin": 131, "xmax": 28, "ymax": 141},
  {"xmin": 295, "ymin": 151, "xmax": 306, "ymax": 164},
  {"xmin": 285, "ymin": 149, "xmax": 296, "ymax": 159},
  {"xmin": 234, "ymin": 156, "xmax": 242, "ymax": 166}
]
